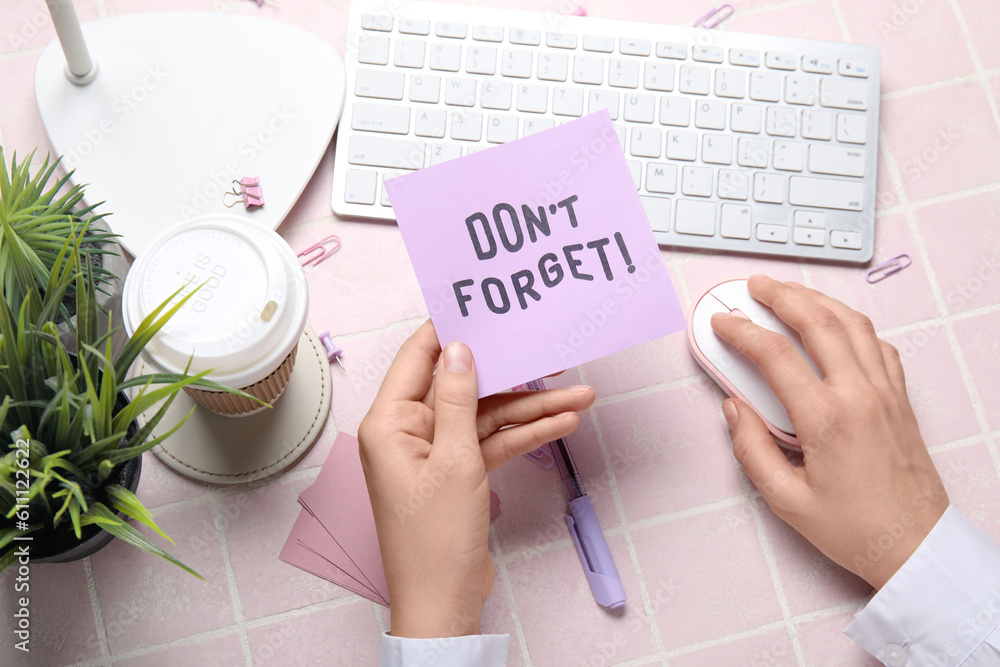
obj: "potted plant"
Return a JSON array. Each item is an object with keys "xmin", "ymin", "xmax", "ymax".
[
  {"xmin": 0, "ymin": 148, "xmax": 130, "ymax": 355},
  {"xmin": 0, "ymin": 220, "xmax": 258, "ymax": 574}
]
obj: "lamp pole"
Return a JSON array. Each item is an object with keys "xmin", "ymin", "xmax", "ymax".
[{"xmin": 44, "ymin": 0, "xmax": 98, "ymax": 84}]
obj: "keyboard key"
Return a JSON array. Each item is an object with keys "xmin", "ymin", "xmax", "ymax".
[
  {"xmin": 355, "ymin": 69, "xmax": 404, "ymax": 100},
  {"xmin": 445, "ymin": 78, "xmax": 477, "ymax": 107},
  {"xmin": 516, "ymin": 84, "xmax": 548, "ymax": 113},
  {"xmin": 737, "ymin": 137, "xmax": 769, "ymax": 168},
  {"xmin": 630, "ymin": 127, "xmax": 662, "ymax": 157},
  {"xmin": 510, "ymin": 28, "xmax": 541, "ymax": 45},
  {"xmin": 749, "ymin": 71, "xmax": 781, "ymax": 102},
  {"xmin": 414, "ymin": 108, "xmax": 446, "ymax": 137},
  {"xmin": 487, "ymin": 115, "xmax": 518, "ymax": 143},
  {"xmin": 695, "ymin": 100, "xmax": 726, "ymax": 130},
  {"xmin": 757, "ymin": 223, "xmax": 788, "ymax": 243},
  {"xmin": 838, "ymin": 59, "xmax": 870, "ymax": 78},
  {"xmin": 358, "ymin": 35, "xmax": 390, "ymax": 65},
  {"xmin": 472, "ymin": 25, "xmax": 503, "ymax": 42},
  {"xmin": 659, "ymin": 97, "xmax": 691, "ymax": 126},
  {"xmin": 641, "ymin": 196, "xmax": 671, "ymax": 232},
  {"xmin": 666, "ymin": 130, "xmax": 697, "ymax": 160},
  {"xmin": 523, "ymin": 117, "xmax": 554, "ymax": 136},
  {"xmin": 553, "ymin": 87, "xmax": 585, "ymax": 116},
  {"xmin": 481, "ymin": 81, "xmax": 512, "ymax": 109},
  {"xmin": 615, "ymin": 125, "xmax": 626, "ymax": 151},
  {"xmin": 676, "ymin": 200, "xmax": 716, "ymax": 236},
  {"xmin": 785, "ymin": 75, "xmax": 817, "ymax": 105},
  {"xmin": 693, "ymin": 45, "xmax": 724, "ymax": 63},
  {"xmin": 679, "ymin": 65, "xmax": 711, "ymax": 94},
  {"xmin": 352, "ymin": 102, "xmax": 410, "ymax": 134},
  {"xmin": 538, "ymin": 53, "xmax": 569, "ymax": 81},
  {"xmin": 644, "ymin": 62, "xmax": 675, "ymax": 91},
  {"xmin": 788, "ymin": 176, "xmax": 864, "ymax": 210},
  {"xmin": 626, "ymin": 160, "xmax": 642, "ymax": 189},
  {"xmin": 656, "ymin": 42, "xmax": 687, "ymax": 60},
  {"xmin": 429, "ymin": 143, "xmax": 462, "ymax": 165},
  {"xmin": 765, "ymin": 51, "xmax": 796, "ymax": 70},
  {"xmin": 794, "ymin": 210, "xmax": 826, "ymax": 229},
  {"xmin": 802, "ymin": 55, "xmax": 833, "ymax": 74},
  {"xmin": 720, "ymin": 204, "xmax": 752, "ymax": 239},
  {"xmin": 624, "ymin": 93, "xmax": 655, "ymax": 123},
  {"xmin": 583, "ymin": 35, "xmax": 615, "ymax": 53},
  {"xmin": 345, "ymin": 169, "xmax": 377, "ymax": 204},
  {"xmin": 819, "ymin": 78, "xmax": 868, "ymax": 110},
  {"xmin": 645, "ymin": 162, "xmax": 677, "ymax": 193},
  {"xmin": 753, "ymin": 173, "xmax": 785, "ymax": 203},
  {"xmin": 836, "ymin": 113, "xmax": 867, "ymax": 144},
  {"xmin": 718, "ymin": 169, "xmax": 750, "ymax": 200},
  {"xmin": 436, "ymin": 22, "xmax": 467, "ymax": 39},
  {"xmin": 682, "ymin": 165, "xmax": 714, "ymax": 197},
  {"xmin": 702, "ymin": 134, "xmax": 734, "ymax": 164},
  {"xmin": 466, "ymin": 46, "xmax": 497, "ymax": 75},
  {"xmin": 450, "ymin": 111, "xmax": 483, "ymax": 141},
  {"xmin": 573, "ymin": 56, "xmax": 604, "ymax": 84},
  {"xmin": 794, "ymin": 227, "xmax": 825, "ymax": 246},
  {"xmin": 715, "ymin": 68, "xmax": 746, "ymax": 98},
  {"xmin": 398, "ymin": 18, "xmax": 431, "ymax": 35},
  {"xmin": 430, "ymin": 43, "xmax": 462, "ymax": 71},
  {"xmin": 831, "ymin": 230, "xmax": 863, "ymax": 249},
  {"xmin": 620, "ymin": 38, "xmax": 651, "ymax": 56},
  {"xmin": 547, "ymin": 32, "xmax": 579, "ymax": 49},
  {"xmin": 609, "ymin": 59, "xmax": 640, "ymax": 88},
  {"xmin": 501, "ymin": 50, "xmax": 533, "ymax": 78},
  {"xmin": 801, "ymin": 109, "xmax": 833, "ymax": 140},
  {"xmin": 765, "ymin": 107, "xmax": 797, "ymax": 137},
  {"xmin": 731, "ymin": 103, "xmax": 762, "ymax": 133},
  {"xmin": 809, "ymin": 145, "xmax": 866, "ymax": 177},
  {"xmin": 729, "ymin": 49, "xmax": 761, "ymax": 67},
  {"xmin": 773, "ymin": 140, "xmax": 804, "ymax": 171},
  {"xmin": 394, "ymin": 40, "xmax": 426, "ymax": 68},
  {"xmin": 349, "ymin": 135, "xmax": 425, "ymax": 169},
  {"xmin": 589, "ymin": 90, "xmax": 620, "ymax": 119},
  {"xmin": 361, "ymin": 14, "xmax": 392, "ymax": 31},
  {"xmin": 409, "ymin": 74, "xmax": 441, "ymax": 103}
]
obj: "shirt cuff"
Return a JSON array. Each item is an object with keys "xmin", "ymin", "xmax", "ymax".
[
  {"xmin": 845, "ymin": 506, "xmax": 1000, "ymax": 666},
  {"xmin": 380, "ymin": 632, "xmax": 509, "ymax": 667}
]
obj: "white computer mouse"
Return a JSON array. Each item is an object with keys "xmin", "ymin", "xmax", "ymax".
[{"xmin": 687, "ymin": 279, "xmax": 824, "ymax": 450}]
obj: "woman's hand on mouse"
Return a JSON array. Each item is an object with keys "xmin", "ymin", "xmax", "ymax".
[
  {"xmin": 358, "ymin": 320, "xmax": 596, "ymax": 638},
  {"xmin": 710, "ymin": 274, "xmax": 948, "ymax": 590}
]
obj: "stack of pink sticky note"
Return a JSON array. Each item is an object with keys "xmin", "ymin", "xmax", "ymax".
[{"xmin": 281, "ymin": 432, "xmax": 500, "ymax": 607}]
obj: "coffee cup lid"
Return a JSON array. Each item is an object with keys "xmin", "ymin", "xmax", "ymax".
[{"xmin": 122, "ymin": 215, "xmax": 308, "ymax": 388}]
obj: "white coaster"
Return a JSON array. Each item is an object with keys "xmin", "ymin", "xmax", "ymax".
[{"xmin": 132, "ymin": 325, "xmax": 332, "ymax": 485}]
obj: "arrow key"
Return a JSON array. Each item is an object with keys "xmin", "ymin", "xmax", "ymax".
[
  {"xmin": 793, "ymin": 210, "xmax": 826, "ymax": 229},
  {"xmin": 794, "ymin": 226, "xmax": 826, "ymax": 246},
  {"xmin": 756, "ymin": 223, "xmax": 788, "ymax": 243}
]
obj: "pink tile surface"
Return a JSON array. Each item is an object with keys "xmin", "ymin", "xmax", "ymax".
[
  {"xmin": 135, "ymin": 450, "xmax": 214, "ymax": 509},
  {"xmin": 670, "ymin": 627, "xmax": 796, "ymax": 667},
  {"xmin": 0, "ymin": 0, "xmax": 101, "ymax": 55},
  {"xmin": 727, "ymin": 0, "xmax": 844, "ymax": 41},
  {"xmin": 630, "ymin": 503, "xmax": 783, "ymax": 650},
  {"xmin": 953, "ymin": 309, "xmax": 1000, "ymax": 431},
  {"xmin": 795, "ymin": 611, "xmax": 881, "ymax": 667},
  {"xmin": 247, "ymin": 601, "xmax": 381, "ymax": 666},
  {"xmin": 932, "ymin": 442, "xmax": 1000, "ymax": 545},
  {"xmin": 114, "ymin": 633, "xmax": 245, "ymax": 666},
  {"xmin": 956, "ymin": 0, "xmax": 1000, "ymax": 70}
]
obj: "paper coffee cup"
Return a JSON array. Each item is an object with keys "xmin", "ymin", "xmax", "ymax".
[{"xmin": 122, "ymin": 216, "xmax": 309, "ymax": 416}]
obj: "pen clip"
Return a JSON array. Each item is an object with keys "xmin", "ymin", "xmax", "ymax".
[{"xmin": 565, "ymin": 496, "xmax": 626, "ymax": 609}]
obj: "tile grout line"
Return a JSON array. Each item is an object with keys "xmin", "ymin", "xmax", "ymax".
[
  {"xmin": 946, "ymin": 0, "xmax": 1000, "ymax": 137},
  {"xmin": 208, "ymin": 497, "xmax": 255, "ymax": 666},
  {"xmin": 826, "ymin": 0, "xmax": 852, "ymax": 43},
  {"xmin": 488, "ymin": 523, "xmax": 534, "ymax": 667},
  {"xmin": 82, "ymin": 557, "xmax": 113, "ymax": 664}
]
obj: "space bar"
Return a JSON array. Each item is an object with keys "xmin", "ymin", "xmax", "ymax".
[
  {"xmin": 348, "ymin": 135, "xmax": 425, "ymax": 169},
  {"xmin": 789, "ymin": 176, "xmax": 864, "ymax": 211}
]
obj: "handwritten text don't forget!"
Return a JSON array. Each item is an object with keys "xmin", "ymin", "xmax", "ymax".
[{"xmin": 452, "ymin": 194, "xmax": 637, "ymax": 318}]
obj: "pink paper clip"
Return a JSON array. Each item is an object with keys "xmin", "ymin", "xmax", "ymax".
[
  {"xmin": 524, "ymin": 446, "xmax": 556, "ymax": 469},
  {"xmin": 223, "ymin": 177, "xmax": 264, "ymax": 209},
  {"xmin": 693, "ymin": 4, "xmax": 735, "ymax": 28},
  {"xmin": 298, "ymin": 235, "xmax": 342, "ymax": 267},
  {"xmin": 866, "ymin": 254, "xmax": 912, "ymax": 284}
]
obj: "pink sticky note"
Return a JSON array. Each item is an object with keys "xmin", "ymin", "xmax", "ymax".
[{"xmin": 385, "ymin": 111, "xmax": 684, "ymax": 397}]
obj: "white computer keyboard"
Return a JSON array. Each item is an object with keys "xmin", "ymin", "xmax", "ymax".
[{"xmin": 332, "ymin": 0, "xmax": 881, "ymax": 264}]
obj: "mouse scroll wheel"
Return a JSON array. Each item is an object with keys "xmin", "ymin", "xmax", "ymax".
[{"xmin": 729, "ymin": 309, "xmax": 750, "ymax": 320}]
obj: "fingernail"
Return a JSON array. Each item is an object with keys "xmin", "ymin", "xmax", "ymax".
[
  {"xmin": 444, "ymin": 342, "xmax": 473, "ymax": 374},
  {"xmin": 722, "ymin": 400, "xmax": 739, "ymax": 429},
  {"xmin": 711, "ymin": 312, "xmax": 734, "ymax": 323},
  {"xmin": 566, "ymin": 385, "xmax": 592, "ymax": 393},
  {"xmin": 749, "ymin": 273, "xmax": 769, "ymax": 282}
]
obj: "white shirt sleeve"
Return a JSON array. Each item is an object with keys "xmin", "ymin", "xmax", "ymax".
[
  {"xmin": 380, "ymin": 632, "xmax": 509, "ymax": 667},
  {"xmin": 845, "ymin": 506, "xmax": 1000, "ymax": 666}
]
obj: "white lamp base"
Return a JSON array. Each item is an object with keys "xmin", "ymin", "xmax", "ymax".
[{"xmin": 35, "ymin": 11, "xmax": 345, "ymax": 257}]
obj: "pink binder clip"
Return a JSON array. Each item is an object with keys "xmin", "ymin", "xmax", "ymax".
[
  {"xmin": 223, "ymin": 177, "xmax": 264, "ymax": 209},
  {"xmin": 693, "ymin": 4, "xmax": 735, "ymax": 28},
  {"xmin": 298, "ymin": 234, "xmax": 342, "ymax": 267}
]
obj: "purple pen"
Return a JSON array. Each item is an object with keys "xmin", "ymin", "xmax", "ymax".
[{"xmin": 527, "ymin": 380, "xmax": 626, "ymax": 609}]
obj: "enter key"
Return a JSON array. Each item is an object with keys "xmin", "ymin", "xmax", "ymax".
[{"xmin": 809, "ymin": 145, "xmax": 866, "ymax": 178}]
